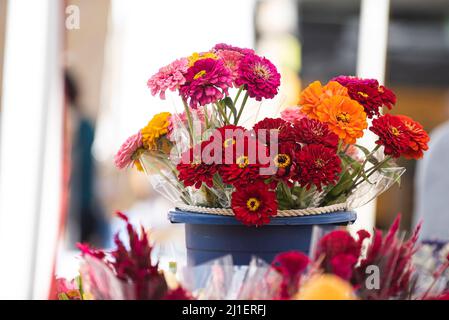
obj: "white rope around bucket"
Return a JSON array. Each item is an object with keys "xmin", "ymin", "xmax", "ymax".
[{"xmin": 176, "ymin": 202, "xmax": 349, "ymax": 217}]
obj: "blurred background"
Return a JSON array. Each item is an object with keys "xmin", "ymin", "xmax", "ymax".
[{"xmin": 0, "ymin": 0, "xmax": 448, "ymax": 299}]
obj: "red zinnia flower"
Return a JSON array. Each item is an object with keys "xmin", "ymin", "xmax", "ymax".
[
  {"xmin": 231, "ymin": 182, "xmax": 277, "ymax": 226},
  {"xmin": 235, "ymin": 53, "xmax": 281, "ymax": 101},
  {"xmin": 269, "ymin": 141, "xmax": 300, "ymax": 185},
  {"xmin": 218, "ymin": 135, "xmax": 269, "ymax": 187},
  {"xmin": 176, "ymin": 142, "xmax": 218, "ymax": 189},
  {"xmin": 293, "ymin": 118, "xmax": 339, "ymax": 149},
  {"xmin": 378, "ymin": 85, "xmax": 396, "ymax": 109},
  {"xmin": 293, "ymin": 144, "xmax": 341, "ymax": 191},
  {"xmin": 332, "ymin": 75, "xmax": 396, "ymax": 118},
  {"xmin": 397, "ymin": 115, "xmax": 429, "ymax": 160},
  {"xmin": 252, "ymin": 117, "xmax": 289, "ymax": 145},
  {"xmin": 370, "ymin": 114, "xmax": 411, "ymax": 158},
  {"xmin": 180, "ymin": 58, "xmax": 233, "ymax": 108}
]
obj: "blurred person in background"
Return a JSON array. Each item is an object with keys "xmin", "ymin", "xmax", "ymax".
[
  {"xmin": 65, "ymin": 70, "xmax": 109, "ymax": 247},
  {"xmin": 414, "ymin": 94, "xmax": 449, "ymax": 241}
]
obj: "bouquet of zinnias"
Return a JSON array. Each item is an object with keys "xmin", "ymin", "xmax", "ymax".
[{"xmin": 115, "ymin": 43, "xmax": 429, "ymax": 226}]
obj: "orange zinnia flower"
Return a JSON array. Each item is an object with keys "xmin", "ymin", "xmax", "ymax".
[
  {"xmin": 397, "ymin": 115, "xmax": 429, "ymax": 159},
  {"xmin": 299, "ymin": 81, "xmax": 349, "ymax": 119},
  {"xmin": 316, "ymin": 96, "xmax": 367, "ymax": 144}
]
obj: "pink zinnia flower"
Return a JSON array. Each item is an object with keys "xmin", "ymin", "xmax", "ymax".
[
  {"xmin": 180, "ymin": 58, "xmax": 233, "ymax": 108},
  {"xmin": 235, "ymin": 53, "xmax": 281, "ymax": 101},
  {"xmin": 280, "ymin": 106, "xmax": 306, "ymax": 124},
  {"xmin": 212, "ymin": 43, "xmax": 255, "ymax": 55},
  {"xmin": 114, "ymin": 132, "xmax": 143, "ymax": 169},
  {"xmin": 147, "ymin": 58, "xmax": 188, "ymax": 99},
  {"xmin": 217, "ymin": 49, "xmax": 244, "ymax": 85}
]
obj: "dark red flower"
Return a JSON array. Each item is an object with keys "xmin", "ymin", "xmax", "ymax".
[
  {"xmin": 293, "ymin": 144, "xmax": 341, "ymax": 191},
  {"xmin": 272, "ymin": 251, "xmax": 309, "ymax": 299},
  {"xmin": 252, "ymin": 117, "xmax": 290, "ymax": 145},
  {"xmin": 332, "ymin": 75, "xmax": 396, "ymax": 118},
  {"xmin": 370, "ymin": 114, "xmax": 411, "ymax": 158},
  {"xmin": 78, "ymin": 212, "xmax": 168, "ymax": 300},
  {"xmin": 231, "ymin": 182, "xmax": 277, "ymax": 226},
  {"xmin": 235, "ymin": 53, "xmax": 281, "ymax": 101},
  {"xmin": 268, "ymin": 141, "xmax": 300, "ymax": 185},
  {"xmin": 293, "ymin": 118, "xmax": 339, "ymax": 149},
  {"xmin": 177, "ymin": 142, "xmax": 218, "ymax": 189},
  {"xmin": 378, "ymin": 85, "xmax": 396, "ymax": 109},
  {"xmin": 314, "ymin": 229, "xmax": 368, "ymax": 281},
  {"xmin": 163, "ymin": 287, "xmax": 193, "ymax": 300}
]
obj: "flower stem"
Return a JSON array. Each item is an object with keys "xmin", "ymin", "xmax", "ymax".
[
  {"xmin": 182, "ymin": 99, "xmax": 194, "ymax": 145},
  {"xmin": 233, "ymin": 86, "xmax": 244, "ymax": 106},
  {"xmin": 234, "ymin": 92, "xmax": 249, "ymax": 125}
]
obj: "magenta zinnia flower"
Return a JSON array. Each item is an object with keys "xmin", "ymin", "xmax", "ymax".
[
  {"xmin": 180, "ymin": 58, "xmax": 233, "ymax": 108},
  {"xmin": 114, "ymin": 132, "xmax": 143, "ymax": 169},
  {"xmin": 147, "ymin": 58, "xmax": 188, "ymax": 99},
  {"xmin": 235, "ymin": 53, "xmax": 281, "ymax": 101}
]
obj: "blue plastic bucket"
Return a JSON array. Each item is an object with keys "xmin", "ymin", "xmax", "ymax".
[{"xmin": 168, "ymin": 209, "xmax": 357, "ymax": 266}]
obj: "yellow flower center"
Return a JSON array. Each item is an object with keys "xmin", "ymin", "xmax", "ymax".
[
  {"xmin": 253, "ymin": 63, "xmax": 270, "ymax": 80},
  {"xmin": 246, "ymin": 197, "xmax": 261, "ymax": 212},
  {"xmin": 358, "ymin": 91, "xmax": 369, "ymax": 98},
  {"xmin": 188, "ymin": 52, "xmax": 218, "ymax": 66},
  {"xmin": 336, "ymin": 112, "xmax": 351, "ymax": 124},
  {"xmin": 236, "ymin": 155, "xmax": 249, "ymax": 169},
  {"xmin": 315, "ymin": 158, "xmax": 325, "ymax": 168},
  {"xmin": 194, "ymin": 70, "xmax": 206, "ymax": 80},
  {"xmin": 223, "ymin": 138, "xmax": 236, "ymax": 148},
  {"xmin": 391, "ymin": 126, "xmax": 400, "ymax": 136},
  {"xmin": 274, "ymin": 153, "xmax": 291, "ymax": 168}
]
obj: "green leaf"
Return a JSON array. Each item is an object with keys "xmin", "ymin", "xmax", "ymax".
[{"xmin": 222, "ymin": 97, "xmax": 237, "ymax": 119}]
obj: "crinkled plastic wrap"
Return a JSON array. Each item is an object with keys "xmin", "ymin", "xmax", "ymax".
[
  {"xmin": 347, "ymin": 166, "xmax": 405, "ymax": 209},
  {"xmin": 79, "ymin": 256, "xmax": 135, "ymax": 300},
  {"xmin": 79, "ymin": 255, "xmax": 168, "ymax": 300},
  {"xmin": 178, "ymin": 255, "xmax": 283, "ymax": 300}
]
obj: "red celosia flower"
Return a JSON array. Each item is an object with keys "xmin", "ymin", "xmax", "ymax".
[
  {"xmin": 180, "ymin": 58, "xmax": 232, "ymax": 108},
  {"xmin": 163, "ymin": 287, "xmax": 193, "ymax": 300},
  {"xmin": 370, "ymin": 114, "xmax": 411, "ymax": 158},
  {"xmin": 397, "ymin": 115, "xmax": 429, "ymax": 160},
  {"xmin": 314, "ymin": 229, "xmax": 368, "ymax": 281},
  {"xmin": 293, "ymin": 118, "xmax": 339, "ymax": 149},
  {"xmin": 293, "ymin": 144, "xmax": 341, "ymax": 191},
  {"xmin": 355, "ymin": 215, "xmax": 422, "ymax": 299},
  {"xmin": 272, "ymin": 251, "xmax": 309, "ymax": 299},
  {"xmin": 231, "ymin": 182, "xmax": 277, "ymax": 226},
  {"xmin": 78, "ymin": 212, "xmax": 169, "ymax": 300},
  {"xmin": 235, "ymin": 53, "xmax": 281, "ymax": 101},
  {"xmin": 177, "ymin": 142, "xmax": 218, "ymax": 189}
]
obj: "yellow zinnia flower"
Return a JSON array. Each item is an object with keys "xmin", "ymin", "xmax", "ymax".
[
  {"xmin": 141, "ymin": 112, "xmax": 171, "ymax": 150},
  {"xmin": 188, "ymin": 52, "xmax": 218, "ymax": 67}
]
